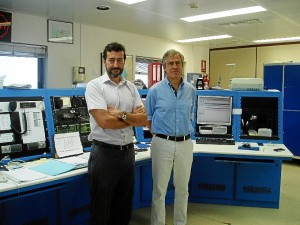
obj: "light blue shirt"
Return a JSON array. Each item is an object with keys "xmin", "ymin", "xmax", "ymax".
[{"xmin": 146, "ymin": 78, "xmax": 195, "ymax": 136}]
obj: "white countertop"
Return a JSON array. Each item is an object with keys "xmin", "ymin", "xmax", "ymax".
[
  {"xmin": 0, "ymin": 150, "xmax": 151, "ymax": 195},
  {"xmin": 1, "ymin": 142, "xmax": 292, "ymax": 196},
  {"xmin": 193, "ymin": 141, "xmax": 293, "ymax": 158}
]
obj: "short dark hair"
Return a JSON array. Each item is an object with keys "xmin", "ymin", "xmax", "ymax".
[{"xmin": 102, "ymin": 42, "xmax": 126, "ymax": 60}]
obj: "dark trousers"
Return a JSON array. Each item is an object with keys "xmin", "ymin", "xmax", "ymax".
[{"xmin": 88, "ymin": 142, "xmax": 135, "ymax": 225}]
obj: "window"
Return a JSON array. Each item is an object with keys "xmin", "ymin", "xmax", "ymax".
[
  {"xmin": 0, "ymin": 43, "xmax": 47, "ymax": 88},
  {"xmin": 135, "ymin": 56, "xmax": 161, "ymax": 87}
]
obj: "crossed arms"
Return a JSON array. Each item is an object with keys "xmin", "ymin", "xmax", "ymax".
[{"xmin": 89, "ymin": 105, "xmax": 147, "ymax": 129}]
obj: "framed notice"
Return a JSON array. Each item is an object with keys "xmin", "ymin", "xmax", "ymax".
[{"xmin": 47, "ymin": 20, "xmax": 73, "ymax": 44}]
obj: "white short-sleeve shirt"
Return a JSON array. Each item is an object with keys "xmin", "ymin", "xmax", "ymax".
[{"xmin": 85, "ymin": 73, "xmax": 142, "ymax": 145}]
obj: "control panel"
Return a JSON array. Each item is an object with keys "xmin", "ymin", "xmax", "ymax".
[
  {"xmin": 0, "ymin": 97, "xmax": 50, "ymax": 159},
  {"xmin": 50, "ymin": 95, "xmax": 92, "ymax": 148}
]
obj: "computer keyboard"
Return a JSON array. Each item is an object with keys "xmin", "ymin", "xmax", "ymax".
[{"xmin": 196, "ymin": 137, "xmax": 235, "ymax": 145}]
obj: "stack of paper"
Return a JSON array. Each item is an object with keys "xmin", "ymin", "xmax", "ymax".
[
  {"xmin": 1, "ymin": 168, "xmax": 48, "ymax": 183},
  {"xmin": 56, "ymin": 152, "xmax": 90, "ymax": 169}
]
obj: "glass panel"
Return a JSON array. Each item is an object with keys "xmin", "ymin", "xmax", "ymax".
[{"xmin": 0, "ymin": 56, "xmax": 38, "ymax": 88}]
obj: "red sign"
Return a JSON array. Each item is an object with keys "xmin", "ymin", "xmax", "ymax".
[
  {"xmin": 201, "ymin": 60, "xmax": 206, "ymax": 73},
  {"xmin": 0, "ymin": 11, "xmax": 12, "ymax": 42}
]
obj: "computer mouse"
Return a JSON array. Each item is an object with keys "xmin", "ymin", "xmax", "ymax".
[{"xmin": 242, "ymin": 143, "xmax": 251, "ymax": 148}]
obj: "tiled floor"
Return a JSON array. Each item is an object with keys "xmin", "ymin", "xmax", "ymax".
[{"xmin": 129, "ymin": 160, "xmax": 300, "ymax": 225}]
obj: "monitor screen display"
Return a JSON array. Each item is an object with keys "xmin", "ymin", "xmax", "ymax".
[{"xmin": 196, "ymin": 95, "xmax": 232, "ymax": 126}]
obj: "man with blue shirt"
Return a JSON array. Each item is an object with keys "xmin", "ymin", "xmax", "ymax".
[{"xmin": 146, "ymin": 49, "xmax": 195, "ymax": 225}]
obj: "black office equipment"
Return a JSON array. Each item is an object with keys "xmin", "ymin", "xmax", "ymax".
[
  {"xmin": 50, "ymin": 95, "xmax": 91, "ymax": 148},
  {"xmin": 195, "ymin": 94, "xmax": 234, "ymax": 144},
  {"xmin": 196, "ymin": 137, "xmax": 235, "ymax": 145},
  {"xmin": 240, "ymin": 97, "xmax": 279, "ymax": 140}
]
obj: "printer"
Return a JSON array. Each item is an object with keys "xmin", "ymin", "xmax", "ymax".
[{"xmin": 230, "ymin": 78, "xmax": 264, "ymax": 91}]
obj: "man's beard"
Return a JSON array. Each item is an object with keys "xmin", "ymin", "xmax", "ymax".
[{"xmin": 107, "ymin": 67, "xmax": 124, "ymax": 78}]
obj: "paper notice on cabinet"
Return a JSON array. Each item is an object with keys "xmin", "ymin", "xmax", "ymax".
[
  {"xmin": 54, "ymin": 132, "xmax": 83, "ymax": 158},
  {"xmin": 0, "ymin": 113, "xmax": 11, "ymax": 131}
]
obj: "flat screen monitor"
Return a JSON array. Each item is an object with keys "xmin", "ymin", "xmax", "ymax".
[{"xmin": 197, "ymin": 95, "xmax": 232, "ymax": 126}]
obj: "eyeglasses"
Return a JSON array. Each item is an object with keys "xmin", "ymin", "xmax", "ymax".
[{"xmin": 107, "ymin": 58, "xmax": 124, "ymax": 65}]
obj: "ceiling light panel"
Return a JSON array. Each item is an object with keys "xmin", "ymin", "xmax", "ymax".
[
  {"xmin": 114, "ymin": 0, "xmax": 147, "ymax": 5},
  {"xmin": 181, "ymin": 6, "xmax": 267, "ymax": 22},
  {"xmin": 254, "ymin": 36, "xmax": 300, "ymax": 43},
  {"xmin": 177, "ymin": 35, "xmax": 232, "ymax": 43}
]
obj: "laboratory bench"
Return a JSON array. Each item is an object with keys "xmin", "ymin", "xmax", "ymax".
[
  {"xmin": 190, "ymin": 141, "xmax": 292, "ymax": 208},
  {"xmin": 0, "ymin": 88, "xmax": 294, "ymax": 224},
  {"xmin": 0, "ymin": 151, "xmax": 151, "ymax": 225},
  {"xmin": 0, "ymin": 142, "xmax": 292, "ymax": 225}
]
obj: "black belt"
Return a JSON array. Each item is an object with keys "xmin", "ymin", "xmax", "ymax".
[
  {"xmin": 93, "ymin": 140, "xmax": 133, "ymax": 151},
  {"xmin": 155, "ymin": 134, "xmax": 190, "ymax": 142}
]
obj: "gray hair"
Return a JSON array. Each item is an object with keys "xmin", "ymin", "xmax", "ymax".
[{"xmin": 162, "ymin": 49, "xmax": 184, "ymax": 69}]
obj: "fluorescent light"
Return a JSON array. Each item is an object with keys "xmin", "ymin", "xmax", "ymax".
[
  {"xmin": 115, "ymin": 0, "xmax": 147, "ymax": 4},
  {"xmin": 254, "ymin": 36, "xmax": 300, "ymax": 43},
  {"xmin": 181, "ymin": 6, "xmax": 267, "ymax": 22},
  {"xmin": 177, "ymin": 35, "xmax": 232, "ymax": 43}
]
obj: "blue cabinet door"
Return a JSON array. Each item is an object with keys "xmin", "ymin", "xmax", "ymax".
[
  {"xmin": 189, "ymin": 156, "xmax": 234, "ymax": 199},
  {"xmin": 283, "ymin": 110, "xmax": 300, "ymax": 156},
  {"xmin": 263, "ymin": 65, "xmax": 283, "ymax": 91},
  {"xmin": 1, "ymin": 190, "xmax": 59, "ymax": 225},
  {"xmin": 236, "ymin": 161, "xmax": 281, "ymax": 204},
  {"xmin": 284, "ymin": 65, "xmax": 300, "ymax": 110},
  {"xmin": 264, "ymin": 64, "xmax": 300, "ymax": 155}
]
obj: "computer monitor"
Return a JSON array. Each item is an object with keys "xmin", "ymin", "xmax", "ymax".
[{"xmin": 196, "ymin": 95, "xmax": 232, "ymax": 126}]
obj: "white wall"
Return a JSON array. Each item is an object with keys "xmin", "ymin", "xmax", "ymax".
[{"xmin": 12, "ymin": 13, "xmax": 209, "ymax": 88}]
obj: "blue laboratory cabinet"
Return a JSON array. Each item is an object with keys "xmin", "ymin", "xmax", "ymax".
[
  {"xmin": 189, "ymin": 155, "xmax": 282, "ymax": 208},
  {"xmin": 264, "ymin": 63, "xmax": 300, "ymax": 156},
  {"xmin": 193, "ymin": 90, "xmax": 283, "ymax": 144},
  {"xmin": 0, "ymin": 88, "xmax": 290, "ymax": 225},
  {"xmin": 190, "ymin": 90, "xmax": 284, "ymax": 208}
]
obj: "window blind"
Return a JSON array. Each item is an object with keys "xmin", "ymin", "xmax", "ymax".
[{"xmin": 0, "ymin": 42, "xmax": 47, "ymax": 58}]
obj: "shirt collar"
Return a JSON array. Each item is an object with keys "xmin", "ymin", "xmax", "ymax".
[
  {"xmin": 102, "ymin": 72, "xmax": 126, "ymax": 85},
  {"xmin": 164, "ymin": 77, "xmax": 184, "ymax": 88}
]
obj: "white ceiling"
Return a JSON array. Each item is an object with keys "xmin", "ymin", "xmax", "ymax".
[{"xmin": 1, "ymin": 0, "xmax": 300, "ymax": 49}]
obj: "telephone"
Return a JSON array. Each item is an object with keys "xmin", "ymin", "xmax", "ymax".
[
  {"xmin": 72, "ymin": 66, "xmax": 86, "ymax": 84},
  {"xmin": 0, "ymin": 98, "xmax": 49, "ymax": 159}
]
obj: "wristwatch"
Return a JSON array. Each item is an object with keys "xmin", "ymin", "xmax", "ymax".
[{"xmin": 121, "ymin": 111, "xmax": 127, "ymax": 121}]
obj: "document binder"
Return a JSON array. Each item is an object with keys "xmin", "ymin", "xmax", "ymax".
[{"xmin": 148, "ymin": 62, "xmax": 162, "ymax": 88}]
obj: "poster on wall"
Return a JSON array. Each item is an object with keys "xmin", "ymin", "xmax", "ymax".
[{"xmin": 0, "ymin": 11, "xmax": 12, "ymax": 43}]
